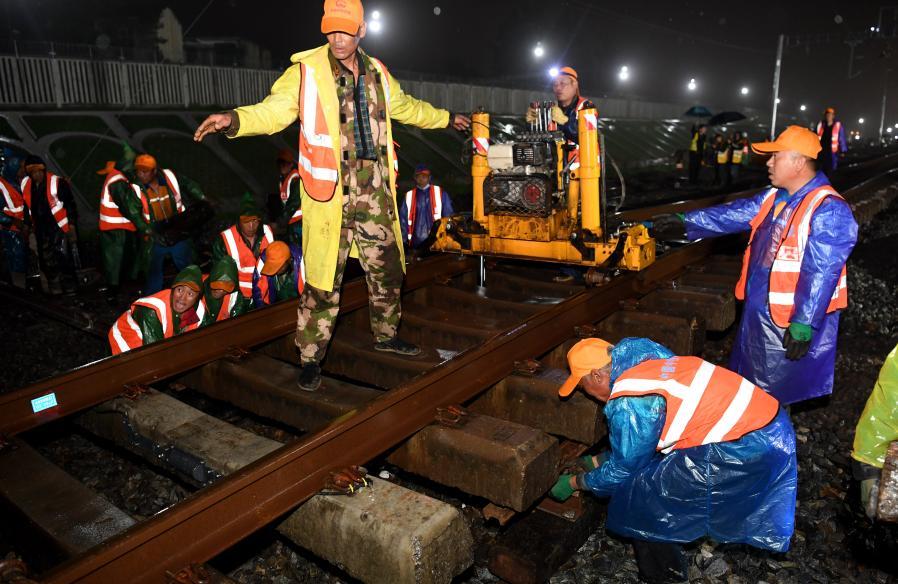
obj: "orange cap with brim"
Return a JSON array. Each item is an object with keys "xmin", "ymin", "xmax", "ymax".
[
  {"xmin": 559, "ymin": 66, "xmax": 578, "ymax": 81},
  {"xmin": 321, "ymin": 0, "xmax": 364, "ymax": 34},
  {"xmin": 750, "ymin": 125, "xmax": 822, "ymax": 160},
  {"xmin": 96, "ymin": 160, "xmax": 117, "ymax": 175},
  {"xmin": 210, "ymin": 280, "xmax": 236, "ymax": 293},
  {"xmin": 824, "ymin": 107, "xmax": 835, "ymax": 114},
  {"xmin": 558, "ymin": 338, "xmax": 613, "ymax": 397},
  {"xmin": 261, "ymin": 241, "xmax": 291, "ymax": 276},
  {"xmin": 134, "ymin": 154, "xmax": 157, "ymax": 171}
]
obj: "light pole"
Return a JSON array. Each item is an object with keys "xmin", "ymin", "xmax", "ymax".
[{"xmin": 770, "ymin": 34, "xmax": 785, "ymax": 139}]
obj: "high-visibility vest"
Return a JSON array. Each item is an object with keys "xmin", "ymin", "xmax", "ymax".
[
  {"xmin": 21, "ymin": 172, "xmax": 70, "ymax": 233},
  {"xmin": 199, "ymin": 281, "xmax": 239, "ymax": 324},
  {"xmin": 609, "ymin": 356, "xmax": 780, "ymax": 453},
  {"xmin": 254, "ymin": 251, "xmax": 305, "ymax": 306},
  {"xmin": 716, "ymin": 147, "xmax": 730, "ymax": 164},
  {"xmin": 108, "ymin": 289, "xmax": 202, "ymax": 355},
  {"xmin": 98, "ymin": 170, "xmax": 141, "ymax": 232},
  {"xmin": 1, "ymin": 176, "xmax": 25, "ymax": 230},
  {"xmin": 816, "ymin": 121, "xmax": 842, "ymax": 154},
  {"xmin": 296, "ymin": 58, "xmax": 394, "ymax": 201},
  {"xmin": 404, "ymin": 185, "xmax": 443, "ymax": 242},
  {"xmin": 731, "ymin": 145, "xmax": 746, "ymax": 164},
  {"xmin": 139, "ymin": 169, "xmax": 185, "ymax": 223},
  {"xmin": 734, "ymin": 186, "xmax": 849, "ymax": 328},
  {"xmin": 220, "ymin": 224, "xmax": 274, "ymax": 298},
  {"xmin": 279, "ymin": 168, "xmax": 303, "ymax": 224}
]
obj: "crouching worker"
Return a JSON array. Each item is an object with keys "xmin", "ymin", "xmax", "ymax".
[
  {"xmin": 108, "ymin": 266, "xmax": 204, "ymax": 355},
  {"xmin": 200, "ymin": 257, "xmax": 251, "ymax": 325},
  {"xmin": 252, "ymin": 241, "xmax": 304, "ymax": 308},
  {"xmin": 551, "ymin": 337, "xmax": 797, "ymax": 584}
]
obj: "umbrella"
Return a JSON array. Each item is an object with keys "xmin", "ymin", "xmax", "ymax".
[
  {"xmin": 684, "ymin": 105, "xmax": 712, "ymax": 117},
  {"xmin": 709, "ymin": 111, "xmax": 747, "ymax": 126}
]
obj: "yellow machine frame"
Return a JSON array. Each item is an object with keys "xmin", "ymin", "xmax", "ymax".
[{"xmin": 432, "ymin": 109, "xmax": 655, "ymax": 272}]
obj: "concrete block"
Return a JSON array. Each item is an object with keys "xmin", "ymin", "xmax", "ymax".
[
  {"xmin": 278, "ymin": 477, "xmax": 473, "ymax": 584},
  {"xmin": 878, "ymin": 441, "xmax": 898, "ymax": 521},
  {"xmin": 388, "ymin": 413, "xmax": 559, "ymax": 511},
  {"xmin": 596, "ymin": 309, "xmax": 704, "ymax": 355},
  {"xmin": 639, "ymin": 286, "xmax": 736, "ymax": 332}
]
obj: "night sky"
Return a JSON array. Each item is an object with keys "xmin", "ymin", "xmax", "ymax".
[{"xmin": 5, "ymin": 1, "xmax": 897, "ymax": 131}]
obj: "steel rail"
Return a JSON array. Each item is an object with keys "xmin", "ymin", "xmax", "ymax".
[{"xmin": 0, "ymin": 255, "xmax": 477, "ymax": 437}]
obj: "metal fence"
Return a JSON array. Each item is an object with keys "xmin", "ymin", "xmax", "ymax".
[{"xmin": 0, "ymin": 54, "xmax": 694, "ymax": 119}]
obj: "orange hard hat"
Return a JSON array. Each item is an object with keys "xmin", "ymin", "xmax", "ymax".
[
  {"xmin": 558, "ymin": 66, "xmax": 578, "ymax": 81},
  {"xmin": 96, "ymin": 160, "xmax": 117, "ymax": 175},
  {"xmin": 134, "ymin": 154, "xmax": 157, "ymax": 171}
]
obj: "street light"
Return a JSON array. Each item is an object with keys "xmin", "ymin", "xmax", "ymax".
[
  {"xmin": 533, "ymin": 43, "xmax": 545, "ymax": 58},
  {"xmin": 800, "ymin": 104, "xmax": 807, "ymax": 111},
  {"xmin": 368, "ymin": 9, "xmax": 383, "ymax": 33},
  {"xmin": 548, "ymin": 66, "xmax": 559, "ymax": 78},
  {"xmin": 859, "ymin": 117, "xmax": 865, "ymax": 124},
  {"xmin": 687, "ymin": 78, "xmax": 697, "ymax": 91},
  {"xmin": 740, "ymin": 86, "xmax": 750, "ymax": 96},
  {"xmin": 618, "ymin": 65, "xmax": 630, "ymax": 82}
]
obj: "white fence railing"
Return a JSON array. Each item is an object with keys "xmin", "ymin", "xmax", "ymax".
[{"xmin": 0, "ymin": 54, "xmax": 695, "ymax": 119}]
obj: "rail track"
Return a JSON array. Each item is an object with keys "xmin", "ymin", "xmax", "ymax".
[{"xmin": 1, "ymin": 159, "xmax": 897, "ymax": 584}]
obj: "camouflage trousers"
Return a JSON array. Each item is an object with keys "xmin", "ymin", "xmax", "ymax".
[{"xmin": 295, "ymin": 159, "xmax": 403, "ymax": 364}]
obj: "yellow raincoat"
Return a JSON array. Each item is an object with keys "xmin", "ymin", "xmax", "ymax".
[
  {"xmin": 852, "ymin": 344, "xmax": 898, "ymax": 468},
  {"xmin": 231, "ymin": 44, "xmax": 450, "ymax": 291}
]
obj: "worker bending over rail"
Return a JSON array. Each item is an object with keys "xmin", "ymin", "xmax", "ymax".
[{"xmin": 552, "ymin": 337, "xmax": 797, "ymax": 583}]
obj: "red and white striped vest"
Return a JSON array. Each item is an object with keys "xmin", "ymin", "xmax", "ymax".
[
  {"xmin": 279, "ymin": 168, "xmax": 303, "ymax": 224},
  {"xmin": 816, "ymin": 121, "xmax": 842, "ymax": 154},
  {"xmin": 21, "ymin": 172, "xmax": 70, "ymax": 233},
  {"xmin": 139, "ymin": 169, "xmax": 185, "ymax": 223},
  {"xmin": 219, "ymin": 224, "xmax": 274, "ymax": 298},
  {"xmin": 610, "ymin": 356, "xmax": 780, "ymax": 453},
  {"xmin": 98, "ymin": 170, "xmax": 141, "ymax": 232},
  {"xmin": 200, "ymin": 285, "xmax": 239, "ymax": 323},
  {"xmin": 108, "ymin": 289, "xmax": 202, "ymax": 355},
  {"xmin": 296, "ymin": 57, "xmax": 395, "ymax": 202},
  {"xmin": 404, "ymin": 185, "xmax": 443, "ymax": 242},
  {"xmin": 1, "ymin": 176, "xmax": 25, "ymax": 230},
  {"xmin": 735, "ymin": 186, "xmax": 849, "ymax": 328}
]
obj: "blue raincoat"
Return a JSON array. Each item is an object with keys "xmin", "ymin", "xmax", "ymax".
[
  {"xmin": 582, "ymin": 338, "xmax": 797, "ymax": 551},
  {"xmin": 684, "ymin": 172, "xmax": 857, "ymax": 404}
]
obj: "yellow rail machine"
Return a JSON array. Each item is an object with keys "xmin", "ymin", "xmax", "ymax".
[{"xmin": 432, "ymin": 105, "xmax": 655, "ymax": 272}]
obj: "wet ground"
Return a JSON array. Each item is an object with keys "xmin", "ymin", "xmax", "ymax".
[{"xmin": 1, "ymin": 199, "xmax": 897, "ymax": 583}]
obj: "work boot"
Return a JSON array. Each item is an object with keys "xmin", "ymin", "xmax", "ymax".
[
  {"xmin": 373, "ymin": 337, "xmax": 422, "ymax": 356},
  {"xmin": 297, "ymin": 363, "xmax": 322, "ymax": 392}
]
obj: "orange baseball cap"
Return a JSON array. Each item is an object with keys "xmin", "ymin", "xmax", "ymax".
[
  {"xmin": 824, "ymin": 107, "xmax": 835, "ymax": 114},
  {"xmin": 750, "ymin": 125, "xmax": 822, "ymax": 159},
  {"xmin": 321, "ymin": 0, "xmax": 364, "ymax": 35},
  {"xmin": 96, "ymin": 160, "xmax": 117, "ymax": 175},
  {"xmin": 210, "ymin": 279, "xmax": 236, "ymax": 293},
  {"xmin": 261, "ymin": 241, "xmax": 291, "ymax": 276},
  {"xmin": 559, "ymin": 66, "xmax": 578, "ymax": 81},
  {"xmin": 558, "ymin": 338, "xmax": 613, "ymax": 397},
  {"xmin": 134, "ymin": 154, "xmax": 157, "ymax": 171}
]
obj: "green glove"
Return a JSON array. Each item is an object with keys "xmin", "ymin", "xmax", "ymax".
[
  {"xmin": 788, "ymin": 322, "xmax": 813, "ymax": 342},
  {"xmin": 783, "ymin": 322, "xmax": 813, "ymax": 360},
  {"xmin": 550, "ymin": 474, "xmax": 577, "ymax": 501}
]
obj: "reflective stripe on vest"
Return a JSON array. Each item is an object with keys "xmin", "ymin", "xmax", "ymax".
[
  {"xmin": 817, "ymin": 121, "xmax": 841, "ymax": 154},
  {"xmin": 1, "ymin": 177, "xmax": 25, "ymax": 222},
  {"xmin": 99, "ymin": 171, "xmax": 138, "ymax": 231},
  {"xmin": 279, "ymin": 169, "xmax": 303, "ymax": 223},
  {"xmin": 221, "ymin": 224, "xmax": 273, "ymax": 297},
  {"xmin": 404, "ymin": 185, "xmax": 442, "ymax": 242},
  {"xmin": 734, "ymin": 186, "xmax": 849, "ymax": 327},
  {"xmin": 109, "ymin": 289, "xmax": 174, "ymax": 355},
  {"xmin": 138, "ymin": 169, "xmax": 184, "ymax": 223},
  {"xmin": 297, "ymin": 63, "xmax": 339, "ymax": 200},
  {"xmin": 21, "ymin": 173, "xmax": 69, "ymax": 233},
  {"xmin": 609, "ymin": 356, "xmax": 780, "ymax": 453}
]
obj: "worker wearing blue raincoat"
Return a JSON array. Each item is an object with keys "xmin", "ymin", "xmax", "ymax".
[
  {"xmin": 551, "ymin": 337, "xmax": 797, "ymax": 583},
  {"xmin": 653, "ymin": 126, "xmax": 857, "ymax": 405}
]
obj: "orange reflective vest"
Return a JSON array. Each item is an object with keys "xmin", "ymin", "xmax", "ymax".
[
  {"xmin": 219, "ymin": 224, "xmax": 274, "ymax": 298},
  {"xmin": 816, "ymin": 121, "xmax": 842, "ymax": 154},
  {"xmin": 108, "ymin": 289, "xmax": 201, "ymax": 355},
  {"xmin": 404, "ymin": 185, "xmax": 443, "ymax": 242},
  {"xmin": 98, "ymin": 170, "xmax": 140, "ymax": 232},
  {"xmin": 21, "ymin": 172, "xmax": 70, "ymax": 233},
  {"xmin": 139, "ymin": 169, "xmax": 185, "ymax": 223},
  {"xmin": 734, "ymin": 186, "xmax": 849, "ymax": 328},
  {"xmin": 610, "ymin": 356, "xmax": 780, "ymax": 453},
  {"xmin": 1, "ymin": 176, "xmax": 25, "ymax": 231},
  {"xmin": 199, "ymin": 276, "xmax": 239, "ymax": 323},
  {"xmin": 279, "ymin": 168, "xmax": 302, "ymax": 224}
]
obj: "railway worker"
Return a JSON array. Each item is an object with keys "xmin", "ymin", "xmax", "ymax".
[
  {"xmin": 129, "ymin": 153, "xmax": 210, "ymax": 295},
  {"xmin": 651, "ymin": 126, "xmax": 857, "ymax": 406},
  {"xmin": 277, "ymin": 149, "xmax": 303, "ymax": 246},
  {"xmin": 252, "ymin": 241, "xmax": 304, "ymax": 309},
  {"xmin": 398, "ymin": 163, "xmax": 454, "ymax": 251},
  {"xmin": 851, "ymin": 343, "xmax": 898, "ymax": 520},
  {"xmin": 96, "ymin": 161, "xmax": 143, "ymax": 298},
  {"xmin": 20, "ymin": 155, "xmax": 79, "ymax": 295},
  {"xmin": 688, "ymin": 124, "xmax": 708, "ymax": 185},
  {"xmin": 199, "ymin": 256, "xmax": 251, "ymax": 325},
  {"xmin": 0, "ymin": 173, "xmax": 28, "ymax": 288},
  {"xmin": 710, "ymin": 133, "xmax": 731, "ymax": 187},
  {"xmin": 551, "ymin": 337, "xmax": 797, "ymax": 583},
  {"xmin": 527, "ymin": 67, "xmax": 596, "ymax": 148},
  {"xmin": 729, "ymin": 131, "xmax": 749, "ymax": 184},
  {"xmin": 816, "ymin": 107, "xmax": 848, "ymax": 176},
  {"xmin": 193, "ymin": 0, "xmax": 471, "ymax": 391},
  {"xmin": 108, "ymin": 265, "xmax": 204, "ymax": 355},
  {"xmin": 212, "ymin": 193, "xmax": 274, "ymax": 299}
]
